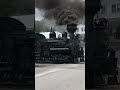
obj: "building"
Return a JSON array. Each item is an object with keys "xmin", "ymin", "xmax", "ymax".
[
  {"xmin": 76, "ymin": 24, "xmax": 85, "ymax": 35},
  {"xmin": 94, "ymin": 0, "xmax": 120, "ymax": 39},
  {"xmin": 96, "ymin": 0, "xmax": 120, "ymax": 18},
  {"xmin": 75, "ymin": 24, "xmax": 85, "ymax": 41},
  {"xmin": 40, "ymin": 31, "xmax": 62, "ymax": 39},
  {"xmin": 94, "ymin": 0, "xmax": 120, "ymax": 47}
]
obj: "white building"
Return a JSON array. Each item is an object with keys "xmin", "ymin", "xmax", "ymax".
[
  {"xmin": 39, "ymin": 24, "xmax": 85, "ymax": 39},
  {"xmin": 95, "ymin": 0, "xmax": 120, "ymax": 19},
  {"xmin": 39, "ymin": 31, "xmax": 62, "ymax": 39},
  {"xmin": 76, "ymin": 24, "xmax": 85, "ymax": 35},
  {"xmin": 94, "ymin": 0, "xmax": 120, "ymax": 41},
  {"xmin": 94, "ymin": 0, "xmax": 120, "ymax": 33}
]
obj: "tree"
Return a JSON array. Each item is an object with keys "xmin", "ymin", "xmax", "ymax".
[{"xmin": 35, "ymin": 20, "xmax": 50, "ymax": 33}]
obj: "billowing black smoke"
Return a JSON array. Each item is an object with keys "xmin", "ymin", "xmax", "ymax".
[{"xmin": 35, "ymin": 0, "xmax": 85, "ymax": 25}]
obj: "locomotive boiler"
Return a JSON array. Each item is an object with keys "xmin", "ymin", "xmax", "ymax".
[{"xmin": 35, "ymin": 24, "xmax": 84, "ymax": 63}]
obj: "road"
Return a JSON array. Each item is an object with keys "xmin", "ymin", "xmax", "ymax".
[{"xmin": 35, "ymin": 64, "xmax": 85, "ymax": 90}]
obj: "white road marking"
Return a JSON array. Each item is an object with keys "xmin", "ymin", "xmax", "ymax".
[{"xmin": 35, "ymin": 68, "xmax": 60, "ymax": 78}]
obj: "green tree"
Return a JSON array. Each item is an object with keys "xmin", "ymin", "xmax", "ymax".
[{"xmin": 35, "ymin": 20, "xmax": 50, "ymax": 33}]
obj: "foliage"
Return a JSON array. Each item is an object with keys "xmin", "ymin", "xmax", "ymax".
[{"xmin": 35, "ymin": 20, "xmax": 50, "ymax": 33}]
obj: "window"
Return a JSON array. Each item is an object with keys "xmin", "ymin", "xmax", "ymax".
[
  {"xmin": 81, "ymin": 28, "xmax": 83, "ymax": 32},
  {"xmin": 112, "ymin": 4, "xmax": 116, "ymax": 12},
  {"xmin": 117, "ymin": 3, "xmax": 120, "ymax": 12}
]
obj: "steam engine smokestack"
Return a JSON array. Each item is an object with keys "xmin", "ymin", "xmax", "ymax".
[
  {"xmin": 67, "ymin": 24, "xmax": 77, "ymax": 39},
  {"xmin": 49, "ymin": 27, "xmax": 56, "ymax": 39},
  {"xmin": 62, "ymin": 32, "xmax": 67, "ymax": 39}
]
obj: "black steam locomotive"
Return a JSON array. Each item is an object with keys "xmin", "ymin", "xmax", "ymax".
[
  {"xmin": 35, "ymin": 24, "xmax": 84, "ymax": 63},
  {"xmin": 0, "ymin": 17, "xmax": 34, "ymax": 86}
]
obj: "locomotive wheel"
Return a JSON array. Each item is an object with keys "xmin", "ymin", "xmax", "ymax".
[
  {"xmin": 69, "ymin": 57, "xmax": 78, "ymax": 63},
  {"xmin": 80, "ymin": 58, "xmax": 84, "ymax": 62},
  {"xmin": 67, "ymin": 57, "xmax": 73, "ymax": 63}
]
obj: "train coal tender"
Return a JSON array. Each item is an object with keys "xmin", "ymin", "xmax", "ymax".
[{"xmin": 35, "ymin": 24, "xmax": 84, "ymax": 63}]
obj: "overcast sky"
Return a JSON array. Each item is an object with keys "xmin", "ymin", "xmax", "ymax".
[
  {"xmin": 35, "ymin": 8, "xmax": 44, "ymax": 21},
  {"xmin": 12, "ymin": 15, "xmax": 34, "ymax": 28},
  {"xmin": 35, "ymin": 0, "xmax": 85, "ymax": 32}
]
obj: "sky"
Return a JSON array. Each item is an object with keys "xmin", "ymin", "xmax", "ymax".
[
  {"xmin": 35, "ymin": 0, "xmax": 85, "ymax": 21},
  {"xmin": 35, "ymin": 6, "xmax": 85, "ymax": 33},
  {"xmin": 35, "ymin": 0, "xmax": 85, "ymax": 33},
  {"xmin": 35, "ymin": 8, "xmax": 44, "ymax": 21},
  {"xmin": 12, "ymin": 15, "xmax": 34, "ymax": 28}
]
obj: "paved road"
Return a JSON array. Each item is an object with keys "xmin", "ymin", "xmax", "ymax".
[{"xmin": 35, "ymin": 64, "xmax": 85, "ymax": 90}]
